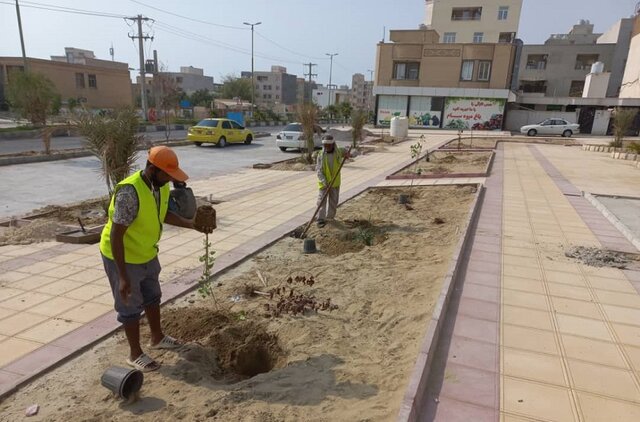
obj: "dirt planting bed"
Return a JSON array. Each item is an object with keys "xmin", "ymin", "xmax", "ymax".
[
  {"xmin": 266, "ymin": 156, "xmax": 316, "ymax": 171},
  {"xmin": 394, "ymin": 151, "xmax": 492, "ymax": 178},
  {"xmin": 441, "ymin": 137, "xmax": 578, "ymax": 150},
  {"xmin": 0, "ymin": 198, "xmax": 108, "ymax": 246},
  {"xmin": 0, "ymin": 185, "xmax": 475, "ymax": 421}
]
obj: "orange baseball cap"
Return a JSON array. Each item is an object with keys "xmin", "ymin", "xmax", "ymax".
[{"xmin": 148, "ymin": 146, "xmax": 189, "ymax": 182}]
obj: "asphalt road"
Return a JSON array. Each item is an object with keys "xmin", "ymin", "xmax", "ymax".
[
  {"xmin": 0, "ymin": 125, "xmax": 285, "ymax": 155},
  {"xmin": 0, "ymin": 134, "xmax": 351, "ymax": 219}
]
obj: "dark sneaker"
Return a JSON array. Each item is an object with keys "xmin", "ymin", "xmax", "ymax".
[{"xmin": 317, "ymin": 220, "xmax": 326, "ymax": 228}]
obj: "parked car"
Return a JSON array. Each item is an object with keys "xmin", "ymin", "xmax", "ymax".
[
  {"xmin": 276, "ymin": 123, "xmax": 326, "ymax": 152},
  {"xmin": 187, "ymin": 118, "xmax": 254, "ymax": 147},
  {"xmin": 520, "ymin": 118, "xmax": 580, "ymax": 137}
]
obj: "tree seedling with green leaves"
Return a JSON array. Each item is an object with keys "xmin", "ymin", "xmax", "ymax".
[{"xmin": 197, "ymin": 233, "xmax": 218, "ymax": 306}]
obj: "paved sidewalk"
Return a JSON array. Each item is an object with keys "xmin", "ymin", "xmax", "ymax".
[
  {"xmin": 425, "ymin": 143, "xmax": 640, "ymax": 421},
  {"xmin": 0, "ymin": 133, "xmax": 459, "ymax": 396}
]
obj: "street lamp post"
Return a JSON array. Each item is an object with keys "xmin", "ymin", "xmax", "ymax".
[
  {"xmin": 325, "ymin": 53, "xmax": 338, "ymax": 109},
  {"xmin": 243, "ymin": 21, "xmax": 262, "ymax": 119}
]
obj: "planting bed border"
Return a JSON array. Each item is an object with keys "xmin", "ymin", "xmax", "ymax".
[
  {"xmin": 387, "ymin": 151, "xmax": 495, "ymax": 180},
  {"xmin": 397, "ymin": 183, "xmax": 485, "ymax": 421}
]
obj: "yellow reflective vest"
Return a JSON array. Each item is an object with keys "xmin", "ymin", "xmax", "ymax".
[
  {"xmin": 317, "ymin": 148, "xmax": 343, "ymax": 190},
  {"xmin": 100, "ymin": 171, "xmax": 169, "ymax": 264}
]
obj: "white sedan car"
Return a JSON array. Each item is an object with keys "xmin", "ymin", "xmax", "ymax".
[
  {"xmin": 276, "ymin": 123, "xmax": 325, "ymax": 152},
  {"xmin": 520, "ymin": 118, "xmax": 580, "ymax": 137}
]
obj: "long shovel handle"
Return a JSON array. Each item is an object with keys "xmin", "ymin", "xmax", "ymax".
[{"xmin": 300, "ymin": 147, "xmax": 352, "ymax": 239}]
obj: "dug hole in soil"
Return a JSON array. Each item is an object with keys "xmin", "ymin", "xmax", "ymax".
[{"xmin": 0, "ymin": 185, "xmax": 475, "ymax": 422}]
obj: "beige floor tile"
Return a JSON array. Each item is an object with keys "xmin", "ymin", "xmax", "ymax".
[
  {"xmin": 502, "ymin": 255, "xmax": 539, "ymax": 269},
  {"xmin": 0, "ymin": 312, "xmax": 49, "ymax": 336},
  {"xmin": 0, "ymin": 307, "xmax": 15, "ymax": 320},
  {"xmin": 544, "ymin": 270, "xmax": 587, "ymax": 287},
  {"xmin": 0, "ymin": 337, "xmax": 43, "ymax": 366},
  {"xmin": 16, "ymin": 318, "xmax": 82, "ymax": 343},
  {"xmin": 0, "ymin": 287, "xmax": 27, "ymax": 301},
  {"xmin": 28, "ymin": 296, "xmax": 83, "ymax": 317},
  {"xmin": 623, "ymin": 345, "xmax": 640, "ymax": 373},
  {"xmin": 504, "ymin": 265, "xmax": 542, "ymax": 280},
  {"xmin": 502, "ymin": 246, "xmax": 537, "ymax": 258},
  {"xmin": 577, "ymin": 391, "xmax": 640, "ymax": 422},
  {"xmin": 47, "ymin": 253, "xmax": 87, "ymax": 265},
  {"xmin": 0, "ymin": 271, "xmax": 30, "ymax": 283},
  {"xmin": 57, "ymin": 303, "xmax": 113, "ymax": 323},
  {"xmin": 550, "ymin": 297, "xmax": 602, "ymax": 320},
  {"xmin": 502, "ymin": 377, "xmax": 576, "ymax": 422},
  {"xmin": 602, "ymin": 305, "xmax": 640, "ymax": 327},
  {"xmin": 502, "ymin": 290, "xmax": 548, "ymax": 311},
  {"xmin": 9, "ymin": 275, "xmax": 59, "ymax": 291},
  {"xmin": 63, "ymin": 283, "xmax": 111, "ymax": 301},
  {"xmin": 594, "ymin": 290, "xmax": 640, "ymax": 309},
  {"xmin": 561, "ymin": 334, "xmax": 627, "ymax": 368},
  {"xmin": 503, "ymin": 347, "xmax": 567, "ymax": 386},
  {"xmin": 90, "ymin": 292, "xmax": 115, "ymax": 306},
  {"xmin": 71, "ymin": 255, "xmax": 103, "ymax": 268},
  {"xmin": 503, "ymin": 305, "xmax": 554, "ymax": 331},
  {"xmin": 568, "ymin": 359, "xmax": 640, "ymax": 402},
  {"xmin": 0, "ymin": 291, "xmax": 54, "ymax": 311},
  {"xmin": 613, "ymin": 323, "xmax": 640, "ymax": 347},
  {"xmin": 546, "ymin": 283, "xmax": 593, "ymax": 301},
  {"xmin": 556, "ymin": 314, "xmax": 612, "ymax": 341},
  {"xmin": 66, "ymin": 268, "xmax": 105, "ymax": 283},
  {"xmin": 18, "ymin": 261, "xmax": 61, "ymax": 275},
  {"xmin": 581, "ymin": 266, "xmax": 627, "ymax": 280},
  {"xmin": 40, "ymin": 265, "xmax": 85, "ymax": 279},
  {"xmin": 503, "ymin": 276, "xmax": 545, "ymax": 295},
  {"xmin": 34, "ymin": 279, "xmax": 85, "ymax": 295},
  {"xmin": 587, "ymin": 276, "xmax": 636, "ymax": 294}
]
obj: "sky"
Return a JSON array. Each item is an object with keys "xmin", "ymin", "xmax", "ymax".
[{"xmin": 0, "ymin": 0, "xmax": 637, "ymax": 86}]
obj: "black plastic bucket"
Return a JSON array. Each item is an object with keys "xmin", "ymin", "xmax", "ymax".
[{"xmin": 101, "ymin": 366, "xmax": 144, "ymax": 399}]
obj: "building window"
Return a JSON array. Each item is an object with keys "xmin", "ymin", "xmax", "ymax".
[
  {"xmin": 393, "ymin": 62, "xmax": 420, "ymax": 80},
  {"xmin": 478, "ymin": 61, "xmax": 492, "ymax": 81},
  {"xmin": 276, "ymin": 95, "xmax": 280, "ymax": 99},
  {"xmin": 263, "ymin": 85, "xmax": 268, "ymax": 90},
  {"xmin": 519, "ymin": 80, "xmax": 547, "ymax": 94},
  {"xmin": 460, "ymin": 60, "xmax": 474, "ymax": 81},
  {"xmin": 443, "ymin": 32, "xmax": 456, "ymax": 43},
  {"xmin": 575, "ymin": 54, "xmax": 599, "ymax": 70},
  {"xmin": 498, "ymin": 6, "xmax": 509, "ymax": 20},
  {"xmin": 88, "ymin": 74, "xmax": 97, "ymax": 89},
  {"xmin": 526, "ymin": 54, "xmax": 548, "ymax": 70},
  {"xmin": 451, "ymin": 7, "xmax": 482, "ymax": 21},
  {"xmin": 569, "ymin": 80, "xmax": 585, "ymax": 97},
  {"xmin": 176, "ymin": 77, "xmax": 183, "ymax": 83},
  {"xmin": 473, "ymin": 32, "xmax": 484, "ymax": 43},
  {"xmin": 75, "ymin": 73, "xmax": 85, "ymax": 89},
  {"xmin": 499, "ymin": 32, "xmax": 514, "ymax": 43},
  {"xmin": 276, "ymin": 86, "xmax": 280, "ymax": 90},
  {"xmin": 257, "ymin": 76, "xmax": 267, "ymax": 81}
]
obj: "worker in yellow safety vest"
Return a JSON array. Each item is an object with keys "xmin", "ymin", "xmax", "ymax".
[
  {"xmin": 100, "ymin": 146, "xmax": 214, "ymax": 372},
  {"xmin": 316, "ymin": 135, "xmax": 349, "ymax": 228}
]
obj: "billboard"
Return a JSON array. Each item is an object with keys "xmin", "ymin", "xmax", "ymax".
[
  {"xmin": 443, "ymin": 97, "xmax": 506, "ymax": 131},
  {"xmin": 408, "ymin": 97, "xmax": 442, "ymax": 128},
  {"xmin": 377, "ymin": 95, "xmax": 407, "ymax": 126}
]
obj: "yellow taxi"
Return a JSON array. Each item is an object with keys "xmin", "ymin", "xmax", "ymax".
[{"xmin": 187, "ymin": 118, "xmax": 254, "ymax": 147}]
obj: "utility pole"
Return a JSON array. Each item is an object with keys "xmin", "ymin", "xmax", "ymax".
[
  {"xmin": 367, "ymin": 69, "xmax": 374, "ymax": 82},
  {"xmin": 127, "ymin": 15, "xmax": 153, "ymax": 121},
  {"xmin": 243, "ymin": 21, "xmax": 262, "ymax": 118},
  {"xmin": 367, "ymin": 69, "xmax": 374, "ymax": 116},
  {"xmin": 15, "ymin": 0, "xmax": 27, "ymax": 70},
  {"xmin": 303, "ymin": 62, "xmax": 317, "ymax": 104},
  {"xmin": 109, "ymin": 43, "xmax": 115, "ymax": 61},
  {"xmin": 325, "ymin": 53, "xmax": 338, "ymax": 108}
]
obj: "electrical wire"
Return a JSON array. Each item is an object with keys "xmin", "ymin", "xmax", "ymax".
[
  {"xmin": 255, "ymin": 31, "xmax": 326, "ymax": 61},
  {"xmin": 130, "ymin": 0, "xmax": 246, "ymax": 30},
  {"xmin": 0, "ymin": 0, "xmax": 126, "ymax": 18}
]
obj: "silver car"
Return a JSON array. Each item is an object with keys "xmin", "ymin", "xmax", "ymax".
[
  {"xmin": 520, "ymin": 118, "xmax": 580, "ymax": 137},
  {"xmin": 276, "ymin": 123, "xmax": 325, "ymax": 152}
]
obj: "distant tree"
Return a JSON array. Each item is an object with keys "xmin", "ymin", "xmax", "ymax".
[
  {"xmin": 610, "ymin": 107, "xmax": 638, "ymax": 149},
  {"xmin": 338, "ymin": 101, "xmax": 353, "ymax": 120},
  {"xmin": 67, "ymin": 97, "xmax": 79, "ymax": 113},
  {"xmin": 220, "ymin": 75, "xmax": 252, "ymax": 101},
  {"xmin": 6, "ymin": 71, "xmax": 58, "ymax": 126},
  {"xmin": 189, "ymin": 89, "xmax": 214, "ymax": 107},
  {"xmin": 154, "ymin": 72, "xmax": 181, "ymax": 140},
  {"xmin": 325, "ymin": 104, "xmax": 338, "ymax": 120}
]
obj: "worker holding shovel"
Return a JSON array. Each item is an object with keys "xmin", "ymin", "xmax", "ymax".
[
  {"xmin": 316, "ymin": 136, "xmax": 350, "ymax": 228},
  {"xmin": 100, "ymin": 146, "xmax": 214, "ymax": 372}
]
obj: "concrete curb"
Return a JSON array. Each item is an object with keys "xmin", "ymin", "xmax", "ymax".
[
  {"xmin": 582, "ymin": 192, "xmax": 640, "ymax": 252},
  {"xmin": 397, "ymin": 184, "xmax": 485, "ymax": 422}
]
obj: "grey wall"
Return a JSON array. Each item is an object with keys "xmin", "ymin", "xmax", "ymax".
[{"xmin": 518, "ymin": 44, "xmax": 616, "ymax": 97}]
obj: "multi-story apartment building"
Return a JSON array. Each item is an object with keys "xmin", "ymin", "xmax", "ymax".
[
  {"xmin": 0, "ymin": 48, "xmax": 132, "ymax": 109},
  {"xmin": 241, "ymin": 65, "xmax": 298, "ymax": 108},
  {"xmin": 374, "ymin": 28, "xmax": 517, "ymax": 129},
  {"xmin": 312, "ymin": 84, "xmax": 351, "ymax": 108},
  {"xmin": 350, "ymin": 73, "xmax": 374, "ymax": 111},
  {"xmin": 424, "ymin": 0, "xmax": 523, "ymax": 44}
]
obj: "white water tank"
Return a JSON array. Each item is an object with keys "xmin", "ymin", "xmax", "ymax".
[
  {"xmin": 390, "ymin": 116, "xmax": 409, "ymax": 138},
  {"xmin": 591, "ymin": 62, "xmax": 604, "ymax": 74}
]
